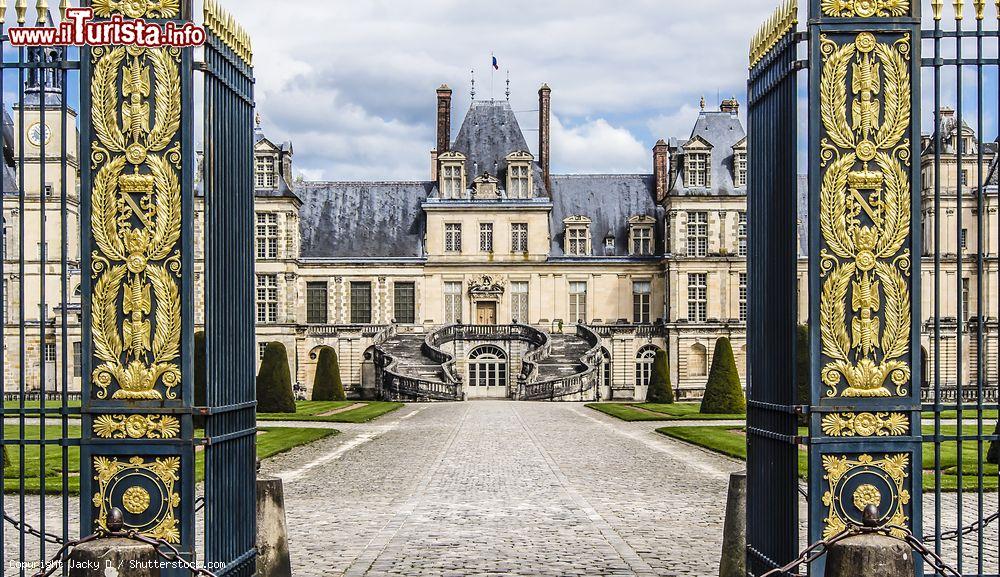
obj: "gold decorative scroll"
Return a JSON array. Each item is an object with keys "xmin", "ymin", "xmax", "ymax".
[
  {"xmin": 91, "ymin": 0, "xmax": 180, "ymax": 18},
  {"xmin": 93, "ymin": 456, "xmax": 181, "ymax": 543},
  {"xmin": 93, "ymin": 414, "xmax": 180, "ymax": 439},
  {"xmin": 821, "ymin": 0, "xmax": 911, "ymax": 17},
  {"xmin": 204, "ymin": 0, "xmax": 253, "ymax": 65},
  {"xmin": 90, "ymin": 44, "xmax": 183, "ymax": 401},
  {"xmin": 818, "ymin": 32, "xmax": 912, "ymax": 398},
  {"xmin": 749, "ymin": 0, "xmax": 797, "ymax": 68},
  {"xmin": 821, "ymin": 412, "xmax": 909, "ymax": 436},
  {"xmin": 822, "ymin": 453, "xmax": 910, "ymax": 538}
]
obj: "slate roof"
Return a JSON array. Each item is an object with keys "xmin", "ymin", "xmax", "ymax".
[
  {"xmin": 297, "ymin": 181, "xmax": 433, "ymax": 259},
  {"xmin": 548, "ymin": 174, "xmax": 660, "ymax": 257},
  {"xmin": 450, "ymin": 100, "xmax": 546, "ymax": 197},
  {"xmin": 669, "ymin": 110, "xmax": 746, "ymax": 197}
]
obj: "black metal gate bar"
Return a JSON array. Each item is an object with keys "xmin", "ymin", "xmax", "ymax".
[
  {"xmin": 746, "ymin": 2, "xmax": 802, "ymax": 574},
  {"xmin": 200, "ymin": 1, "xmax": 257, "ymax": 574}
]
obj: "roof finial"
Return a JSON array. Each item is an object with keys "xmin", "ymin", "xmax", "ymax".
[
  {"xmin": 470, "ymin": 69, "xmax": 476, "ymax": 101},
  {"xmin": 255, "ymin": 111, "xmax": 262, "ymax": 128},
  {"xmin": 700, "ymin": 96, "xmax": 706, "ymax": 110},
  {"xmin": 505, "ymin": 70, "xmax": 510, "ymax": 101}
]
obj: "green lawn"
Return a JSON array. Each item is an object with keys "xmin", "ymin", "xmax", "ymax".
[
  {"xmin": 657, "ymin": 425, "xmax": 998, "ymax": 492},
  {"xmin": 587, "ymin": 402, "xmax": 745, "ymax": 422},
  {"xmin": 257, "ymin": 400, "xmax": 403, "ymax": 423},
  {"xmin": 3, "ymin": 424, "xmax": 336, "ymax": 495}
]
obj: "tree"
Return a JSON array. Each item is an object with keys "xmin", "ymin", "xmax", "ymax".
[
  {"xmin": 701, "ymin": 337, "xmax": 747, "ymax": 414},
  {"xmin": 645, "ymin": 349, "xmax": 674, "ymax": 404},
  {"xmin": 312, "ymin": 346, "xmax": 346, "ymax": 401},
  {"xmin": 796, "ymin": 324, "xmax": 810, "ymax": 425},
  {"xmin": 989, "ymin": 422, "xmax": 1000, "ymax": 465},
  {"xmin": 256, "ymin": 342, "xmax": 296, "ymax": 413},
  {"xmin": 194, "ymin": 331, "xmax": 207, "ymax": 428}
]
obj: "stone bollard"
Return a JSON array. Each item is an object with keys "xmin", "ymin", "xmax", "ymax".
[
  {"xmin": 718, "ymin": 470, "xmax": 746, "ymax": 577},
  {"xmin": 257, "ymin": 476, "xmax": 292, "ymax": 577},
  {"xmin": 68, "ymin": 538, "xmax": 160, "ymax": 577},
  {"xmin": 824, "ymin": 533, "xmax": 914, "ymax": 577}
]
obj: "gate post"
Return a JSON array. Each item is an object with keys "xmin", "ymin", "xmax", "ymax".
[
  {"xmin": 78, "ymin": 0, "xmax": 196, "ymax": 570},
  {"xmin": 807, "ymin": 1, "xmax": 922, "ymax": 573}
]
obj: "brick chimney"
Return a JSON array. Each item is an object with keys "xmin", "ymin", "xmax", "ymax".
[
  {"xmin": 538, "ymin": 84, "xmax": 551, "ymax": 189},
  {"xmin": 720, "ymin": 97, "xmax": 739, "ymax": 115},
  {"xmin": 436, "ymin": 84, "xmax": 452, "ymax": 155},
  {"xmin": 653, "ymin": 139, "xmax": 669, "ymax": 201}
]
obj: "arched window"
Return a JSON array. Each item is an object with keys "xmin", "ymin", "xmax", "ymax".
[
  {"xmin": 468, "ymin": 345, "xmax": 508, "ymax": 389},
  {"xmin": 689, "ymin": 343, "xmax": 708, "ymax": 377},
  {"xmin": 635, "ymin": 345, "xmax": 660, "ymax": 388},
  {"xmin": 601, "ymin": 348, "xmax": 612, "ymax": 388}
]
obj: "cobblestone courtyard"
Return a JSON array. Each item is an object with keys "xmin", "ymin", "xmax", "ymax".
[{"xmin": 259, "ymin": 402, "xmax": 744, "ymax": 577}]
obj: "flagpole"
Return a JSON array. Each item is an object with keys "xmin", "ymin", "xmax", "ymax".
[{"xmin": 490, "ymin": 51, "xmax": 495, "ymax": 101}]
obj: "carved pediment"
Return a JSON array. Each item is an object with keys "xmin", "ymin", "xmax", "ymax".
[{"xmin": 468, "ymin": 274, "xmax": 505, "ymax": 299}]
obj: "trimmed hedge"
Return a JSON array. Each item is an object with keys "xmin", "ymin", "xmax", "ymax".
[
  {"xmin": 701, "ymin": 337, "xmax": 746, "ymax": 415},
  {"xmin": 312, "ymin": 347, "xmax": 346, "ymax": 401},
  {"xmin": 646, "ymin": 349, "xmax": 674, "ymax": 404},
  {"xmin": 256, "ymin": 342, "xmax": 296, "ymax": 413},
  {"xmin": 989, "ymin": 422, "xmax": 999, "ymax": 465},
  {"xmin": 194, "ymin": 331, "xmax": 207, "ymax": 428},
  {"xmin": 796, "ymin": 324, "xmax": 810, "ymax": 425}
]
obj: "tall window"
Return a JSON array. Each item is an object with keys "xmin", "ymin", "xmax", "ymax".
[
  {"xmin": 350, "ymin": 282, "xmax": 372, "ymax": 324},
  {"xmin": 256, "ymin": 274, "xmax": 278, "ymax": 323},
  {"xmin": 631, "ymin": 226, "xmax": 653, "ymax": 256},
  {"xmin": 739, "ymin": 272, "xmax": 748, "ymax": 322},
  {"xmin": 509, "ymin": 164, "xmax": 530, "ymax": 198},
  {"xmin": 962, "ymin": 278, "xmax": 970, "ymax": 320},
  {"xmin": 633, "ymin": 281, "xmax": 651, "ymax": 323},
  {"xmin": 735, "ymin": 151, "xmax": 747, "ymax": 187},
  {"xmin": 511, "ymin": 223, "xmax": 528, "ymax": 253},
  {"xmin": 445, "ymin": 223, "xmax": 462, "ymax": 253},
  {"xmin": 688, "ymin": 273, "xmax": 707, "ymax": 322},
  {"xmin": 442, "ymin": 164, "xmax": 463, "ymax": 198},
  {"xmin": 479, "ymin": 223, "xmax": 494, "ymax": 252},
  {"xmin": 255, "ymin": 155, "xmax": 276, "ymax": 189},
  {"xmin": 44, "ymin": 342, "xmax": 56, "ymax": 363},
  {"xmin": 444, "ymin": 282, "xmax": 462, "ymax": 324},
  {"xmin": 256, "ymin": 213, "xmax": 279, "ymax": 259},
  {"xmin": 306, "ymin": 282, "xmax": 328, "ymax": 324},
  {"xmin": 687, "ymin": 212, "xmax": 709, "ymax": 257},
  {"xmin": 569, "ymin": 281, "xmax": 588, "ymax": 324},
  {"xmin": 635, "ymin": 346, "xmax": 658, "ymax": 388},
  {"xmin": 394, "ymin": 282, "xmax": 416, "ymax": 324},
  {"xmin": 73, "ymin": 341, "xmax": 82, "ymax": 378},
  {"xmin": 738, "ymin": 212, "xmax": 748, "ymax": 257},
  {"xmin": 961, "ymin": 170, "xmax": 969, "ymax": 186},
  {"xmin": 566, "ymin": 226, "xmax": 589, "ymax": 256},
  {"xmin": 960, "ymin": 228, "xmax": 968, "ymax": 250},
  {"xmin": 685, "ymin": 152, "xmax": 710, "ymax": 188},
  {"xmin": 511, "ymin": 281, "xmax": 529, "ymax": 323}
]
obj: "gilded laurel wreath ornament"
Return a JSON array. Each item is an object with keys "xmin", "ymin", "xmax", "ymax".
[
  {"xmin": 90, "ymin": 45, "xmax": 183, "ymax": 401},
  {"xmin": 818, "ymin": 33, "xmax": 912, "ymax": 398},
  {"xmin": 821, "ymin": 0, "xmax": 910, "ymax": 17}
]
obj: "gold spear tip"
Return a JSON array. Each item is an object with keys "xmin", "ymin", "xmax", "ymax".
[{"xmin": 15, "ymin": 0, "xmax": 27, "ymax": 24}]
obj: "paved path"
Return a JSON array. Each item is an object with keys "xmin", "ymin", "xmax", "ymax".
[{"xmin": 259, "ymin": 402, "xmax": 744, "ymax": 577}]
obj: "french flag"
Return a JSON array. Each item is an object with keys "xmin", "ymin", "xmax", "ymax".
[{"xmin": 492, "ymin": 55, "xmax": 499, "ymax": 70}]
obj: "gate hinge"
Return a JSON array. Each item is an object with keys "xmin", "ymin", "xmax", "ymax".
[{"xmin": 793, "ymin": 59, "xmax": 808, "ymax": 71}]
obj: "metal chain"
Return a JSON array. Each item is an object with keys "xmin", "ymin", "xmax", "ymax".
[
  {"xmin": 925, "ymin": 511, "xmax": 999, "ymax": 543},
  {"xmin": 3, "ymin": 513, "xmax": 65, "ymax": 545},
  {"xmin": 760, "ymin": 523, "xmax": 963, "ymax": 577}
]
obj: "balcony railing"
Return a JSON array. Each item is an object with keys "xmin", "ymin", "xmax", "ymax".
[{"xmin": 520, "ymin": 324, "xmax": 603, "ymax": 401}]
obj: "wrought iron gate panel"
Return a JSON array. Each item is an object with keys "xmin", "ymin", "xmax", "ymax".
[
  {"xmin": 200, "ymin": 0, "xmax": 257, "ymax": 574},
  {"xmin": 746, "ymin": 2, "xmax": 803, "ymax": 574}
]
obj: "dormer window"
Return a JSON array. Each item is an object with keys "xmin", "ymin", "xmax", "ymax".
[
  {"xmin": 255, "ymin": 155, "xmax": 276, "ymax": 189},
  {"xmin": 438, "ymin": 151, "xmax": 467, "ymax": 199},
  {"xmin": 505, "ymin": 151, "xmax": 534, "ymax": 199},
  {"xmin": 629, "ymin": 215, "xmax": 656, "ymax": 256},
  {"xmin": 685, "ymin": 151, "xmax": 710, "ymax": 188},
  {"xmin": 733, "ymin": 138, "xmax": 747, "ymax": 188},
  {"xmin": 604, "ymin": 235, "xmax": 615, "ymax": 255},
  {"xmin": 563, "ymin": 216, "xmax": 592, "ymax": 256}
]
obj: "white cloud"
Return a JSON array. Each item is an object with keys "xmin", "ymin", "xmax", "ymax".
[{"xmin": 550, "ymin": 115, "xmax": 648, "ymax": 174}]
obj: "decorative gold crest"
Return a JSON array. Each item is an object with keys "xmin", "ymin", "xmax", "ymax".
[
  {"xmin": 822, "ymin": 453, "xmax": 910, "ymax": 538},
  {"xmin": 818, "ymin": 32, "xmax": 912, "ymax": 398},
  {"xmin": 89, "ymin": 44, "xmax": 183, "ymax": 401},
  {"xmin": 93, "ymin": 414, "xmax": 180, "ymax": 439},
  {"xmin": 91, "ymin": 0, "xmax": 180, "ymax": 19},
  {"xmin": 821, "ymin": 0, "xmax": 911, "ymax": 17},
  {"xmin": 93, "ymin": 456, "xmax": 181, "ymax": 543},
  {"xmin": 820, "ymin": 412, "xmax": 909, "ymax": 436}
]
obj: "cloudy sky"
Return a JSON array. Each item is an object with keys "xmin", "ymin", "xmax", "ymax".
[{"xmin": 236, "ymin": 0, "xmax": 782, "ymax": 181}]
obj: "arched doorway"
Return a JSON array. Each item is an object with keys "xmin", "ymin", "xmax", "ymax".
[
  {"xmin": 466, "ymin": 344, "xmax": 508, "ymax": 399},
  {"xmin": 635, "ymin": 345, "xmax": 660, "ymax": 389}
]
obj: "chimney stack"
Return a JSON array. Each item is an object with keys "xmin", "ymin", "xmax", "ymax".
[
  {"xmin": 436, "ymin": 84, "xmax": 453, "ymax": 155},
  {"xmin": 538, "ymin": 84, "xmax": 551, "ymax": 189},
  {"xmin": 720, "ymin": 97, "xmax": 739, "ymax": 115},
  {"xmin": 653, "ymin": 140, "xmax": 669, "ymax": 201}
]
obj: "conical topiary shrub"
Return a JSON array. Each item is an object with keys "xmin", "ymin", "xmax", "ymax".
[
  {"xmin": 194, "ymin": 331, "xmax": 207, "ymax": 429},
  {"xmin": 312, "ymin": 346, "xmax": 346, "ymax": 401},
  {"xmin": 701, "ymin": 337, "xmax": 746, "ymax": 414},
  {"xmin": 988, "ymin": 422, "xmax": 999, "ymax": 465},
  {"xmin": 645, "ymin": 349, "xmax": 674, "ymax": 404},
  {"xmin": 256, "ymin": 341, "xmax": 296, "ymax": 413}
]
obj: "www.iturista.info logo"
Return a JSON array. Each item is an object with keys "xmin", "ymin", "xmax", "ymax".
[{"xmin": 8, "ymin": 7, "xmax": 205, "ymax": 47}]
